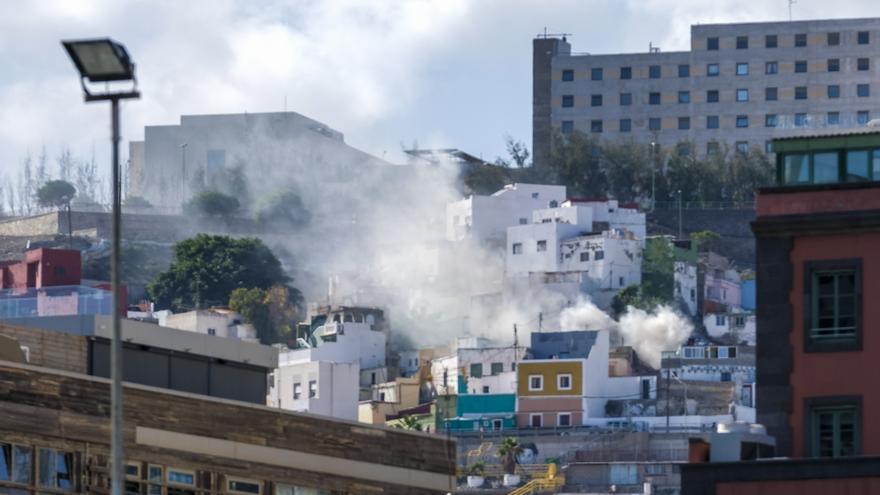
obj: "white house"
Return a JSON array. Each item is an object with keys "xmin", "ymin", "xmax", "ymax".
[
  {"xmin": 704, "ymin": 312, "xmax": 757, "ymax": 345},
  {"xmin": 564, "ymin": 199, "xmax": 646, "ymax": 243},
  {"xmin": 446, "ymin": 183, "xmax": 567, "ymax": 245},
  {"xmin": 429, "ymin": 337, "xmax": 525, "ymax": 396},
  {"xmin": 661, "ymin": 343, "xmax": 756, "ymax": 384},
  {"xmin": 268, "ymin": 359, "xmax": 359, "ymax": 421},
  {"xmin": 674, "ymin": 261, "xmax": 699, "ymax": 317},
  {"xmin": 159, "ymin": 308, "xmax": 259, "ymax": 342},
  {"xmin": 287, "ymin": 307, "xmax": 387, "ymax": 374}
]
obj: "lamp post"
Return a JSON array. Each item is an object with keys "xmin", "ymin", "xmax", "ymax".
[
  {"xmin": 649, "ymin": 140, "xmax": 658, "ymax": 211},
  {"xmin": 62, "ymin": 38, "xmax": 140, "ymax": 495},
  {"xmin": 676, "ymin": 189, "xmax": 683, "ymax": 240}
]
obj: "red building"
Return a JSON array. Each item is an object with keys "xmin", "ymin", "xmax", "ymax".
[
  {"xmin": 683, "ymin": 129, "xmax": 880, "ymax": 494},
  {"xmin": 0, "ymin": 248, "xmax": 82, "ymax": 289}
]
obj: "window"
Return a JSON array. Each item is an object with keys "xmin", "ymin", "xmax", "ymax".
[
  {"xmin": 0, "ymin": 444, "xmax": 32, "ymax": 485},
  {"xmin": 765, "ymin": 61, "xmax": 778, "ymax": 74},
  {"xmin": 736, "ymin": 62, "xmax": 749, "ymax": 75},
  {"xmin": 228, "ymin": 478, "xmax": 263, "ymax": 494},
  {"xmin": 795, "ymin": 86, "xmax": 808, "ymax": 100},
  {"xmin": 561, "ymin": 95, "xmax": 574, "ymax": 108},
  {"xmin": 808, "ymin": 264, "xmax": 859, "ymax": 344},
  {"xmin": 858, "ymin": 111, "xmax": 870, "ymax": 125},
  {"xmin": 857, "ymin": 84, "xmax": 870, "ymax": 97},
  {"xmin": 619, "ymin": 276, "xmax": 625, "ymax": 287},
  {"xmin": 591, "ymin": 67, "xmax": 603, "ymax": 80},
  {"xmin": 858, "ymin": 58, "xmax": 869, "ymax": 71},
  {"xmin": 678, "ymin": 64, "xmax": 690, "ymax": 77},
  {"xmin": 308, "ymin": 380, "xmax": 317, "ymax": 398},
  {"xmin": 35, "ymin": 448, "xmax": 74, "ymax": 491},
  {"xmin": 766, "ymin": 87, "xmax": 778, "ymax": 101},
  {"xmin": 813, "ymin": 152, "xmax": 840, "ymax": 184},
  {"xmin": 371, "ymin": 372, "xmax": 376, "ymax": 385},
  {"xmin": 512, "ymin": 243, "xmax": 522, "ymax": 255},
  {"xmin": 765, "ymin": 34, "xmax": 778, "ymax": 48},
  {"xmin": 810, "ymin": 404, "xmax": 859, "ymax": 457},
  {"xmin": 528, "ymin": 375, "xmax": 543, "ymax": 391},
  {"xmin": 561, "ymin": 121, "xmax": 573, "ymax": 134},
  {"xmin": 707, "ymin": 90, "xmax": 719, "ymax": 103},
  {"xmin": 795, "ymin": 113, "xmax": 808, "ymax": 127},
  {"xmin": 590, "ymin": 120, "xmax": 603, "ymax": 133},
  {"xmin": 678, "ymin": 91, "xmax": 690, "ymax": 103},
  {"xmin": 580, "ymin": 251, "xmax": 590, "ymax": 262},
  {"xmin": 534, "ymin": 240, "xmax": 548, "ymax": 252},
  {"xmin": 207, "ymin": 328, "xmax": 216, "ymax": 336},
  {"xmin": 620, "ymin": 92, "xmax": 632, "ymax": 105},
  {"xmin": 827, "ymin": 112, "xmax": 840, "ymax": 126},
  {"xmin": 276, "ymin": 485, "xmax": 332, "ymax": 495},
  {"xmin": 707, "ymin": 63, "xmax": 719, "ymax": 76},
  {"xmin": 858, "ymin": 31, "xmax": 870, "ymax": 44},
  {"xmin": 591, "ymin": 94, "xmax": 603, "ymax": 106},
  {"xmin": 828, "ymin": 32, "xmax": 840, "ymax": 45},
  {"xmin": 293, "ymin": 382, "xmax": 302, "ymax": 400},
  {"xmin": 530, "ymin": 413, "xmax": 543, "ymax": 427},
  {"xmin": 595, "ymin": 250, "xmax": 605, "ymax": 260},
  {"xmin": 736, "ymin": 36, "xmax": 748, "ymax": 49},
  {"xmin": 736, "ymin": 141, "xmax": 749, "ymax": 154},
  {"xmin": 765, "ymin": 114, "xmax": 778, "ymax": 127},
  {"xmin": 649, "ymin": 118, "xmax": 661, "ymax": 131},
  {"xmin": 707, "ymin": 115, "xmax": 719, "ymax": 129},
  {"xmin": 846, "ymin": 150, "xmax": 874, "ymax": 182},
  {"xmin": 557, "ymin": 373, "xmax": 572, "ymax": 390},
  {"xmin": 619, "ymin": 119, "xmax": 632, "ymax": 132},
  {"xmin": 716, "ymin": 314, "xmax": 727, "ymax": 326},
  {"xmin": 561, "ymin": 69, "xmax": 574, "ymax": 82},
  {"xmin": 736, "ymin": 88, "xmax": 749, "ymax": 102},
  {"xmin": 649, "ymin": 65, "xmax": 661, "ymax": 79},
  {"xmin": 795, "ymin": 33, "xmax": 807, "ymax": 47},
  {"xmin": 736, "ymin": 115, "xmax": 749, "ymax": 128},
  {"xmin": 828, "ymin": 85, "xmax": 840, "ymax": 98},
  {"xmin": 707, "ymin": 37, "xmax": 719, "ymax": 50},
  {"xmin": 784, "ymin": 153, "xmax": 810, "ymax": 183},
  {"xmin": 558, "ymin": 413, "xmax": 572, "ymax": 427},
  {"xmin": 764, "ymin": 140, "xmax": 774, "ymax": 153},
  {"xmin": 707, "ymin": 142, "xmax": 720, "ymax": 155},
  {"xmin": 828, "ymin": 58, "xmax": 840, "ymax": 72},
  {"xmin": 649, "ymin": 92, "xmax": 661, "ymax": 105},
  {"xmin": 795, "ymin": 60, "xmax": 807, "ymax": 73},
  {"xmin": 620, "ymin": 66, "xmax": 632, "ymax": 79},
  {"xmin": 482, "ymin": 385, "xmax": 490, "ymax": 394},
  {"xmin": 491, "ymin": 362, "xmax": 504, "ymax": 375},
  {"xmin": 470, "ymin": 363, "xmax": 483, "ymax": 378},
  {"xmin": 678, "ymin": 117, "xmax": 690, "ymax": 130}
]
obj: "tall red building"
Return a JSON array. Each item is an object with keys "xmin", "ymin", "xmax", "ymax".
[{"xmin": 683, "ymin": 129, "xmax": 880, "ymax": 493}]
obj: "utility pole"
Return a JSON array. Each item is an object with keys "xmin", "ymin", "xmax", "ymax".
[
  {"xmin": 538, "ymin": 313, "xmax": 543, "ymax": 332},
  {"xmin": 650, "ymin": 138, "xmax": 658, "ymax": 211},
  {"xmin": 666, "ymin": 367, "xmax": 671, "ymax": 432},
  {"xmin": 677, "ymin": 190, "xmax": 683, "ymax": 240}
]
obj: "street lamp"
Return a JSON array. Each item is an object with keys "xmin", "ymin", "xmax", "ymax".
[{"xmin": 62, "ymin": 37, "xmax": 140, "ymax": 495}]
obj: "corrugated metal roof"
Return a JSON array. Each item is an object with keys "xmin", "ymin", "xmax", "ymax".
[{"xmin": 772, "ymin": 126, "xmax": 880, "ymax": 142}]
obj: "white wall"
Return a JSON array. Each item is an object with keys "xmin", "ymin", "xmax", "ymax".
[
  {"xmin": 269, "ymin": 360, "xmax": 359, "ymax": 421},
  {"xmin": 161, "ymin": 310, "xmax": 258, "ymax": 342},
  {"xmin": 283, "ymin": 321, "xmax": 386, "ymax": 371},
  {"xmin": 506, "ymin": 222, "xmax": 582, "ymax": 276},
  {"xmin": 467, "ymin": 371, "xmax": 517, "ymax": 395},
  {"xmin": 446, "ymin": 184, "xmax": 567, "ymax": 244},
  {"xmin": 674, "ymin": 262, "xmax": 698, "ymax": 317},
  {"xmin": 430, "ymin": 345, "xmax": 523, "ymax": 396},
  {"xmin": 558, "ymin": 232, "xmax": 643, "ymax": 292},
  {"xmin": 565, "ymin": 199, "xmax": 647, "ymax": 243}
]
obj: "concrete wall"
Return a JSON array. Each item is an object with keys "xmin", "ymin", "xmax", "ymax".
[
  {"xmin": 271, "ymin": 360, "xmax": 360, "ymax": 421},
  {"xmin": 0, "ymin": 321, "xmax": 87, "ymax": 373},
  {"xmin": 0, "ymin": 212, "xmax": 60, "ymax": 236}
]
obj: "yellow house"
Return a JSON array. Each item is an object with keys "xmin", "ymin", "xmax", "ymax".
[{"xmin": 517, "ymin": 359, "xmax": 586, "ymax": 427}]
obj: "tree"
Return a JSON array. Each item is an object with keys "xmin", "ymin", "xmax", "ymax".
[
  {"xmin": 641, "ymin": 237, "xmax": 675, "ymax": 303},
  {"xmin": 462, "ymin": 165, "xmax": 509, "ymax": 195},
  {"xmin": 255, "ymin": 190, "xmax": 311, "ymax": 228},
  {"xmin": 691, "ymin": 230, "xmax": 720, "ymax": 252},
  {"xmin": 494, "ymin": 135, "xmax": 531, "ymax": 168},
  {"xmin": 183, "ymin": 190, "xmax": 240, "ymax": 218},
  {"xmin": 36, "ymin": 180, "xmax": 76, "ymax": 209},
  {"xmin": 123, "ymin": 196, "xmax": 153, "ymax": 209},
  {"xmin": 394, "ymin": 415, "xmax": 423, "ymax": 432},
  {"xmin": 496, "ymin": 437, "xmax": 523, "ymax": 475},
  {"xmin": 600, "ymin": 139, "xmax": 652, "ymax": 202},
  {"xmin": 229, "ymin": 284, "xmax": 301, "ymax": 344},
  {"xmin": 148, "ymin": 234, "xmax": 291, "ymax": 312},
  {"xmin": 229, "ymin": 287, "xmax": 271, "ymax": 341},
  {"xmin": 546, "ymin": 130, "xmax": 607, "ymax": 197}
]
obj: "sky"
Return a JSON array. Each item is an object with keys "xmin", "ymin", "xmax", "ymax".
[{"xmin": 1, "ymin": 0, "xmax": 878, "ymax": 184}]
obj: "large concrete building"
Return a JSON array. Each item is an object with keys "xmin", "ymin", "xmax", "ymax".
[{"xmin": 533, "ymin": 17, "xmax": 880, "ymax": 165}]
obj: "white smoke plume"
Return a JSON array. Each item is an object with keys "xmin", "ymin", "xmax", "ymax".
[{"xmin": 559, "ymin": 297, "xmax": 693, "ymax": 369}]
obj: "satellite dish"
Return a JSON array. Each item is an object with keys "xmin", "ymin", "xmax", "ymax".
[{"xmin": 0, "ymin": 334, "xmax": 26, "ymax": 364}]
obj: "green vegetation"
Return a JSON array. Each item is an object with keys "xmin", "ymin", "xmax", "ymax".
[
  {"xmin": 228, "ymin": 285, "xmax": 299, "ymax": 344},
  {"xmin": 36, "ymin": 180, "xmax": 76, "ymax": 209},
  {"xmin": 183, "ymin": 190, "xmax": 240, "ymax": 218},
  {"xmin": 496, "ymin": 437, "xmax": 523, "ymax": 475},
  {"xmin": 392, "ymin": 415, "xmax": 424, "ymax": 432},
  {"xmin": 466, "ymin": 461, "xmax": 485, "ymax": 477},
  {"xmin": 254, "ymin": 190, "xmax": 311, "ymax": 228},
  {"xmin": 148, "ymin": 234, "xmax": 295, "ymax": 316}
]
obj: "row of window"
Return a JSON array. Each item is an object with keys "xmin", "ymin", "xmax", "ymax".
[
  {"xmin": 562, "ymin": 83, "xmax": 873, "ymax": 109},
  {"xmin": 292, "ymin": 380, "xmax": 318, "ymax": 400},
  {"xmin": 511, "ymin": 240, "xmax": 605, "ymax": 260},
  {"xmin": 782, "ymin": 149, "xmax": 880, "ymax": 186},
  {"xmin": 561, "ymin": 111, "xmax": 874, "ymax": 135},
  {"xmin": 528, "ymin": 412, "xmax": 572, "ymax": 428},
  {"xmin": 0, "ymin": 444, "xmax": 73, "ymax": 491},
  {"xmin": 564, "ymin": 57, "xmax": 872, "ymax": 83},
  {"xmin": 528, "ymin": 373, "xmax": 572, "ymax": 392},
  {"xmin": 706, "ymin": 30, "xmax": 871, "ymax": 50},
  {"xmin": 469, "ymin": 361, "xmax": 507, "ymax": 378}
]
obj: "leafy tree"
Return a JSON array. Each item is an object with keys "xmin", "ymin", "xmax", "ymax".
[
  {"xmin": 611, "ymin": 284, "xmax": 668, "ymax": 316},
  {"xmin": 394, "ymin": 415, "xmax": 424, "ymax": 432},
  {"xmin": 546, "ymin": 130, "xmax": 607, "ymax": 197},
  {"xmin": 123, "ymin": 195, "xmax": 153, "ymax": 209},
  {"xmin": 183, "ymin": 190, "xmax": 240, "ymax": 218},
  {"xmin": 36, "ymin": 180, "xmax": 76, "ymax": 209},
  {"xmin": 494, "ymin": 135, "xmax": 531, "ymax": 168},
  {"xmin": 463, "ymin": 165, "xmax": 509, "ymax": 195},
  {"xmin": 600, "ymin": 139, "xmax": 652, "ymax": 202},
  {"xmin": 496, "ymin": 437, "xmax": 523, "ymax": 475},
  {"xmin": 229, "ymin": 287, "xmax": 271, "ymax": 341},
  {"xmin": 148, "ymin": 234, "xmax": 291, "ymax": 312},
  {"xmin": 691, "ymin": 230, "xmax": 720, "ymax": 252},
  {"xmin": 642, "ymin": 237, "xmax": 675, "ymax": 302},
  {"xmin": 255, "ymin": 190, "xmax": 311, "ymax": 228}
]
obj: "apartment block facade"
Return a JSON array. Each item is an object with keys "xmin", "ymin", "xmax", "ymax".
[{"xmin": 533, "ymin": 18, "xmax": 880, "ymax": 165}]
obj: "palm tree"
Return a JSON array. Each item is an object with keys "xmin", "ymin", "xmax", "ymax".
[
  {"xmin": 496, "ymin": 437, "xmax": 523, "ymax": 475},
  {"xmin": 395, "ymin": 415, "xmax": 423, "ymax": 432}
]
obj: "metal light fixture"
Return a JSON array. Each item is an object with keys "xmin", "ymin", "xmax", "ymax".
[{"xmin": 62, "ymin": 37, "xmax": 140, "ymax": 495}]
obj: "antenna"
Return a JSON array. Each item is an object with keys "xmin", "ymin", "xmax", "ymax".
[
  {"xmin": 513, "ymin": 324, "xmax": 519, "ymax": 364},
  {"xmin": 788, "ymin": 0, "xmax": 796, "ymax": 21},
  {"xmin": 538, "ymin": 312, "xmax": 543, "ymax": 332},
  {"xmin": 536, "ymin": 28, "xmax": 573, "ymax": 39}
]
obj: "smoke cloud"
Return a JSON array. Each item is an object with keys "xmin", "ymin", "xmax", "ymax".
[{"xmin": 560, "ymin": 297, "xmax": 693, "ymax": 368}]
